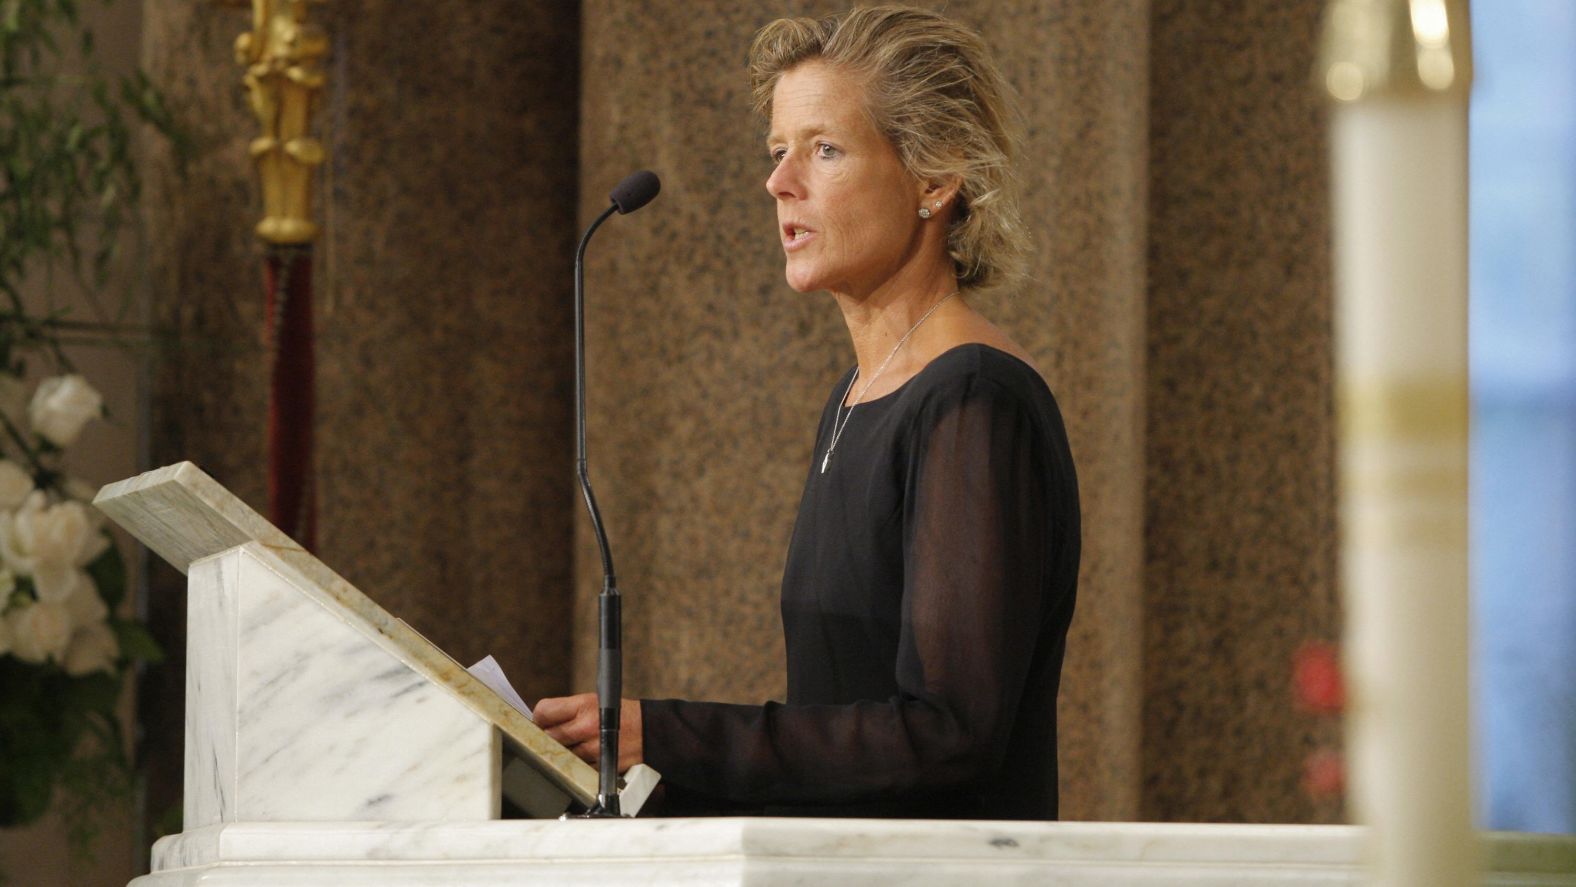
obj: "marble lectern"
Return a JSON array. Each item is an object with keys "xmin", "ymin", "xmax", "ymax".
[
  {"xmin": 96, "ymin": 463, "xmax": 1576, "ymax": 887},
  {"xmin": 94, "ymin": 462, "xmax": 637, "ymax": 827}
]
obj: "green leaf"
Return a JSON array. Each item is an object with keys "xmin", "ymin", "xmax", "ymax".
[
  {"xmin": 0, "ymin": 751, "xmax": 58, "ymax": 826},
  {"xmin": 110, "ymin": 618, "xmax": 162, "ymax": 664},
  {"xmin": 84, "ymin": 532, "xmax": 125, "ymax": 605},
  {"xmin": 64, "ymin": 671, "xmax": 120, "ymax": 714}
]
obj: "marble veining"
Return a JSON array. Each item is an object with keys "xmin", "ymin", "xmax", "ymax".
[
  {"xmin": 185, "ymin": 544, "xmax": 498, "ymax": 824},
  {"xmin": 184, "ymin": 554, "xmax": 240, "ymax": 826}
]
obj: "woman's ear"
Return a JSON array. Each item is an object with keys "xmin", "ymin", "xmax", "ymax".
[{"xmin": 918, "ymin": 176, "xmax": 963, "ymax": 218}]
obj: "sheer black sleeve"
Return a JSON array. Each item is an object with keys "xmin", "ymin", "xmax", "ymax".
[{"xmin": 641, "ymin": 357, "xmax": 1077, "ymax": 817}]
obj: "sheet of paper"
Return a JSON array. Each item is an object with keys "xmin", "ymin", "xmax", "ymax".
[{"xmin": 468, "ymin": 654, "xmax": 533, "ymax": 721}]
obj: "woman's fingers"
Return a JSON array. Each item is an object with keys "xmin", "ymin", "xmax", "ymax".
[
  {"xmin": 543, "ymin": 711, "xmax": 597, "ymax": 746},
  {"xmin": 569, "ymin": 739, "xmax": 599, "ymax": 765},
  {"xmin": 533, "ymin": 693, "xmax": 590, "ymax": 728},
  {"xmin": 535, "ymin": 692, "xmax": 601, "ymax": 751},
  {"xmin": 565, "ymin": 715, "xmax": 601, "ymax": 748},
  {"xmin": 533, "ymin": 694, "xmax": 642, "ymax": 770}
]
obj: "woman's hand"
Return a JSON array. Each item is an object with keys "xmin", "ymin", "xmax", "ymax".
[{"xmin": 533, "ymin": 693, "xmax": 644, "ymax": 772}]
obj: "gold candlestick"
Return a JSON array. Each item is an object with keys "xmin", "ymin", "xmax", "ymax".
[{"xmin": 233, "ymin": 0, "xmax": 329, "ymax": 245}]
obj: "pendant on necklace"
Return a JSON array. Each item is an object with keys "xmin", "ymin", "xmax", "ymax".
[{"xmin": 821, "ymin": 452, "xmax": 831, "ymax": 474}]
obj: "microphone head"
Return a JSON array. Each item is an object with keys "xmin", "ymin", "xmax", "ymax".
[{"xmin": 609, "ymin": 170, "xmax": 661, "ymax": 214}]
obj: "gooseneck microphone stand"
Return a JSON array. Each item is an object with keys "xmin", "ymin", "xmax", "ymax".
[{"xmin": 574, "ymin": 170, "xmax": 660, "ymax": 818}]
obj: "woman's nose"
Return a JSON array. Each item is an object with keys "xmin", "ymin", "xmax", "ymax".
[{"xmin": 766, "ymin": 154, "xmax": 800, "ymax": 200}]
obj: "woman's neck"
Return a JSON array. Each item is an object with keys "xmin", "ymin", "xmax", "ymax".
[{"xmin": 831, "ymin": 266, "xmax": 961, "ymax": 380}]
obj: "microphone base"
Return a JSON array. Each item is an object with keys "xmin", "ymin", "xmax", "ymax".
[{"xmin": 571, "ymin": 796, "xmax": 624, "ymax": 819}]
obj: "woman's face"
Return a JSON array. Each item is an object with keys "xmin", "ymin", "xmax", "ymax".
[{"xmin": 765, "ymin": 62, "xmax": 926, "ymax": 296}]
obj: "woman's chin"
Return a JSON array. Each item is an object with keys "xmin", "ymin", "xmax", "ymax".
[{"xmin": 783, "ymin": 268, "xmax": 823, "ymax": 294}]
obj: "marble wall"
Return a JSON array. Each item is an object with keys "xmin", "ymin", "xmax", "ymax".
[
  {"xmin": 137, "ymin": 0, "xmax": 1338, "ymax": 831},
  {"xmin": 1143, "ymin": 0, "xmax": 1340, "ymax": 823},
  {"xmin": 574, "ymin": 0, "xmax": 1336, "ymax": 824},
  {"xmin": 575, "ymin": 0, "xmax": 1150, "ymax": 823}
]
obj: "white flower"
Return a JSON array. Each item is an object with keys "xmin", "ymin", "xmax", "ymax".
[
  {"xmin": 35, "ymin": 565, "xmax": 106, "ymax": 619},
  {"xmin": 28, "ymin": 374, "xmax": 103, "ymax": 448},
  {"xmin": 8, "ymin": 600, "xmax": 73, "ymax": 663},
  {"xmin": 0, "ymin": 493, "xmax": 44, "ymax": 574},
  {"xmin": 61, "ymin": 570, "xmax": 107, "ymax": 625},
  {"xmin": 63, "ymin": 476, "xmax": 100, "ymax": 504},
  {"xmin": 62, "ymin": 621, "xmax": 118, "ymax": 676},
  {"xmin": 0, "ymin": 460, "xmax": 34, "ymax": 510},
  {"xmin": 0, "ymin": 492, "xmax": 110, "ymax": 576},
  {"xmin": 33, "ymin": 561, "xmax": 75, "ymax": 603}
]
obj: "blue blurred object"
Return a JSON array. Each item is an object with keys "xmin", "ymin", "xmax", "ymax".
[{"xmin": 1470, "ymin": 0, "xmax": 1576, "ymax": 835}]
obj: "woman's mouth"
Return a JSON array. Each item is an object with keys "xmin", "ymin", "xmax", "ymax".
[{"xmin": 782, "ymin": 224, "xmax": 816, "ymax": 251}]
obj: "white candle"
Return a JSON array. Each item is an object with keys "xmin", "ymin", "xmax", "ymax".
[{"xmin": 1323, "ymin": 2, "xmax": 1476, "ymax": 884}]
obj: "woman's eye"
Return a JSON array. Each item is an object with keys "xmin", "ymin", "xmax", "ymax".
[
  {"xmin": 769, "ymin": 148, "xmax": 787, "ymax": 164},
  {"xmin": 815, "ymin": 143, "xmax": 839, "ymax": 159}
]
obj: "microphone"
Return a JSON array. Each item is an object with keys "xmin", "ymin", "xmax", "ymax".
[
  {"xmin": 609, "ymin": 170, "xmax": 661, "ymax": 215},
  {"xmin": 574, "ymin": 169, "xmax": 661, "ymax": 817}
]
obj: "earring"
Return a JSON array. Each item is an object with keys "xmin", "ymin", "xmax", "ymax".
[
  {"xmin": 933, "ymin": 200, "xmax": 943, "ymax": 209},
  {"xmin": 918, "ymin": 207, "xmax": 932, "ymax": 219}
]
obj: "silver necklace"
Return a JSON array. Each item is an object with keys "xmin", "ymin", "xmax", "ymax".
[{"xmin": 821, "ymin": 290, "xmax": 957, "ymax": 474}]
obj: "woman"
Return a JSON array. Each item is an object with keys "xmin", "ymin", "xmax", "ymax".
[{"xmin": 536, "ymin": 5, "xmax": 1079, "ymax": 820}]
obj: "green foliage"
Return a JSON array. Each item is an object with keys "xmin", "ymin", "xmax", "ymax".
[
  {"xmin": 84, "ymin": 529, "xmax": 122, "ymax": 604},
  {"xmin": 110, "ymin": 616, "xmax": 160, "ymax": 664},
  {"xmin": 0, "ymin": 537, "xmax": 154, "ymax": 836},
  {"xmin": 0, "ymin": 0, "xmax": 181, "ymax": 851},
  {"xmin": 0, "ymin": 0, "xmax": 188, "ymax": 341}
]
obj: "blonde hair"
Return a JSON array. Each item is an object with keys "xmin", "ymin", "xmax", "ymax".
[{"xmin": 749, "ymin": 5, "xmax": 1028, "ymax": 292}]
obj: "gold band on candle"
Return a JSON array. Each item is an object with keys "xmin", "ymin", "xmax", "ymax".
[{"xmin": 1338, "ymin": 377, "xmax": 1469, "ymax": 441}]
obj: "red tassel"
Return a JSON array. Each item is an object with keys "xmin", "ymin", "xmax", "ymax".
[{"xmin": 264, "ymin": 248, "xmax": 315, "ymax": 550}]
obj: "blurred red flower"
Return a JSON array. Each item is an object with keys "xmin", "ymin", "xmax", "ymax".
[{"xmin": 1294, "ymin": 641, "xmax": 1345, "ymax": 714}]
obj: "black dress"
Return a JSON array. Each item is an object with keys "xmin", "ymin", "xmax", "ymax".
[{"xmin": 640, "ymin": 343, "xmax": 1080, "ymax": 819}]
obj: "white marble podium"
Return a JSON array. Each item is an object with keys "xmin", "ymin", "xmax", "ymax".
[
  {"xmin": 133, "ymin": 819, "xmax": 1574, "ymax": 886},
  {"xmin": 97, "ymin": 464, "xmax": 1576, "ymax": 886},
  {"xmin": 94, "ymin": 463, "xmax": 619, "ymax": 826}
]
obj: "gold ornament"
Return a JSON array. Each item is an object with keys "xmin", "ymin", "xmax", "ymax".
[{"xmin": 235, "ymin": 0, "xmax": 329, "ymax": 244}]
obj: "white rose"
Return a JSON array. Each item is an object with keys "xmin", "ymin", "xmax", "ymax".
[
  {"xmin": 33, "ymin": 561, "xmax": 76, "ymax": 603},
  {"xmin": 63, "ymin": 476, "xmax": 100, "ymax": 504},
  {"xmin": 0, "ymin": 491, "xmax": 47, "ymax": 574},
  {"xmin": 28, "ymin": 374, "xmax": 103, "ymax": 448},
  {"xmin": 0, "ymin": 460, "xmax": 34, "ymax": 510},
  {"xmin": 0, "ymin": 493, "xmax": 109, "ymax": 577},
  {"xmin": 61, "ymin": 570, "xmax": 107, "ymax": 625},
  {"xmin": 50, "ymin": 501, "xmax": 110, "ymax": 566},
  {"xmin": 8, "ymin": 600, "xmax": 73, "ymax": 663},
  {"xmin": 63, "ymin": 620, "xmax": 118, "ymax": 676}
]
